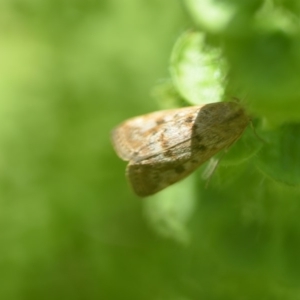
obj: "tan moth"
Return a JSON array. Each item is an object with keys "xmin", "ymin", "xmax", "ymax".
[{"xmin": 111, "ymin": 101, "xmax": 250, "ymax": 197}]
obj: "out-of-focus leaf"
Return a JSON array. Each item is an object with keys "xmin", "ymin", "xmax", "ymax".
[
  {"xmin": 170, "ymin": 31, "xmax": 227, "ymax": 105},
  {"xmin": 224, "ymin": 4, "xmax": 300, "ymax": 125},
  {"xmin": 185, "ymin": 0, "xmax": 262, "ymax": 34},
  {"xmin": 220, "ymin": 125, "xmax": 262, "ymax": 166},
  {"xmin": 256, "ymin": 123, "xmax": 300, "ymax": 186},
  {"xmin": 151, "ymin": 80, "xmax": 187, "ymax": 109},
  {"xmin": 144, "ymin": 175, "xmax": 197, "ymax": 245}
]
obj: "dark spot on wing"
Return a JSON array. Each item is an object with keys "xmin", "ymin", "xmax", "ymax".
[
  {"xmin": 193, "ymin": 123, "xmax": 199, "ymax": 130},
  {"xmin": 151, "ymin": 129, "xmax": 158, "ymax": 135},
  {"xmin": 198, "ymin": 144, "xmax": 207, "ymax": 151},
  {"xmin": 174, "ymin": 165, "xmax": 185, "ymax": 174},
  {"xmin": 158, "ymin": 133, "xmax": 169, "ymax": 149},
  {"xmin": 193, "ymin": 135, "xmax": 202, "ymax": 142},
  {"xmin": 185, "ymin": 115, "xmax": 193, "ymax": 123},
  {"xmin": 164, "ymin": 149, "xmax": 173, "ymax": 157},
  {"xmin": 156, "ymin": 118, "xmax": 165, "ymax": 125}
]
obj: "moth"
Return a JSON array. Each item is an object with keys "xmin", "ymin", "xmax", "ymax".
[{"xmin": 111, "ymin": 101, "xmax": 250, "ymax": 197}]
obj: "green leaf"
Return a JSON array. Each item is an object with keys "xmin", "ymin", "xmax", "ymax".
[
  {"xmin": 144, "ymin": 175, "xmax": 197, "ymax": 244},
  {"xmin": 223, "ymin": 4, "xmax": 300, "ymax": 125},
  {"xmin": 255, "ymin": 123, "xmax": 300, "ymax": 185},
  {"xmin": 170, "ymin": 31, "xmax": 227, "ymax": 105},
  {"xmin": 185, "ymin": 0, "xmax": 262, "ymax": 34},
  {"xmin": 220, "ymin": 126, "xmax": 262, "ymax": 166},
  {"xmin": 151, "ymin": 79, "xmax": 187, "ymax": 109}
]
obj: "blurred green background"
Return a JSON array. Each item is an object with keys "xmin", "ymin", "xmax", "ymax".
[
  {"xmin": 0, "ymin": 1, "xmax": 190, "ymax": 299},
  {"xmin": 2, "ymin": 0, "xmax": 300, "ymax": 299}
]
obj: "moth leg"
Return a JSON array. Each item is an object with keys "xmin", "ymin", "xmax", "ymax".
[{"xmin": 202, "ymin": 152, "xmax": 225, "ymax": 188}]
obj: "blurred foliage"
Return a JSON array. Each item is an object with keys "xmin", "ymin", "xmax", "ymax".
[{"xmin": 1, "ymin": 0, "xmax": 300, "ymax": 299}]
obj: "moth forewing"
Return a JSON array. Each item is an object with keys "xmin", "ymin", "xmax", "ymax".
[
  {"xmin": 111, "ymin": 106, "xmax": 202, "ymax": 162},
  {"xmin": 111, "ymin": 102, "xmax": 250, "ymax": 197}
]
